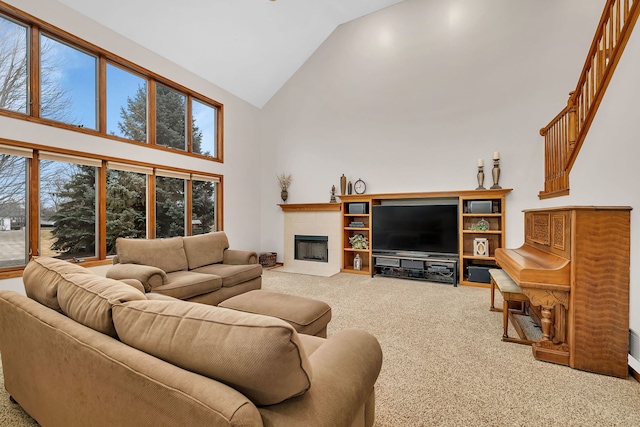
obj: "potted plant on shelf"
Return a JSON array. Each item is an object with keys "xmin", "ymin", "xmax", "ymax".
[{"xmin": 349, "ymin": 234, "xmax": 369, "ymax": 249}]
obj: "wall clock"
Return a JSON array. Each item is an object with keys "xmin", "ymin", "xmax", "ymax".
[{"xmin": 354, "ymin": 178, "xmax": 366, "ymax": 194}]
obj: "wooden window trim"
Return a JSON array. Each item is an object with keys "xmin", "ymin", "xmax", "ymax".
[
  {"xmin": 0, "ymin": 2, "xmax": 224, "ymax": 163},
  {"xmin": 0, "ymin": 138, "xmax": 223, "ymax": 273}
]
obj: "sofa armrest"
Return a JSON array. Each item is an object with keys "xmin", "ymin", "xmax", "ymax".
[
  {"xmin": 258, "ymin": 329, "xmax": 383, "ymax": 427},
  {"xmin": 223, "ymin": 249, "xmax": 258, "ymax": 265},
  {"xmin": 106, "ymin": 264, "xmax": 167, "ymax": 292}
]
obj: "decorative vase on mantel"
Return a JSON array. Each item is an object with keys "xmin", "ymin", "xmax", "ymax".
[
  {"xmin": 281, "ymin": 189, "xmax": 288, "ymax": 203},
  {"xmin": 340, "ymin": 174, "xmax": 347, "ymax": 195}
]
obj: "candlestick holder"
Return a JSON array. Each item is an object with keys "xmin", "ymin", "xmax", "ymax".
[
  {"xmin": 476, "ymin": 166, "xmax": 485, "ymax": 190},
  {"xmin": 490, "ymin": 158, "xmax": 502, "ymax": 189}
]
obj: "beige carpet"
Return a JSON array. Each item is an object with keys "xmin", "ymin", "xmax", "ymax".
[{"xmin": 3, "ymin": 269, "xmax": 640, "ymax": 426}]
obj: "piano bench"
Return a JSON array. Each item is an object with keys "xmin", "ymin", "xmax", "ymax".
[{"xmin": 489, "ymin": 269, "xmax": 534, "ymax": 346}]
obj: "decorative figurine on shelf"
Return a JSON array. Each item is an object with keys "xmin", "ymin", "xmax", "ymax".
[
  {"xmin": 476, "ymin": 159, "xmax": 485, "ymax": 190},
  {"xmin": 353, "ymin": 254, "xmax": 362, "ymax": 271},
  {"xmin": 491, "ymin": 151, "xmax": 502, "ymax": 189},
  {"xmin": 277, "ymin": 173, "xmax": 292, "ymax": 203},
  {"xmin": 330, "ymin": 185, "xmax": 337, "ymax": 203},
  {"xmin": 473, "ymin": 238, "xmax": 489, "ymax": 256}
]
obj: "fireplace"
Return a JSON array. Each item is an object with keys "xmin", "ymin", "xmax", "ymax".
[{"xmin": 294, "ymin": 235, "xmax": 328, "ymax": 263}]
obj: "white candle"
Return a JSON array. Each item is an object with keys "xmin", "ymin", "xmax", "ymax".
[
  {"xmin": 478, "ymin": 159, "xmax": 484, "ymax": 167},
  {"xmin": 493, "ymin": 151, "xmax": 500, "ymax": 160}
]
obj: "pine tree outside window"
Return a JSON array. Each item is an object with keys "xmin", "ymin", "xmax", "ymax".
[
  {"xmin": 106, "ymin": 163, "xmax": 150, "ymax": 255},
  {"xmin": 39, "ymin": 154, "xmax": 100, "ymax": 260},
  {"xmin": 155, "ymin": 170, "xmax": 187, "ymax": 238},
  {"xmin": 156, "ymin": 84, "xmax": 186, "ymax": 151},
  {"xmin": 107, "ymin": 63, "xmax": 147, "ymax": 142}
]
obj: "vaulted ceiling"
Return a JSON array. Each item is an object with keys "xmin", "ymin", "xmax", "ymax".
[{"xmin": 56, "ymin": 0, "xmax": 406, "ymax": 108}]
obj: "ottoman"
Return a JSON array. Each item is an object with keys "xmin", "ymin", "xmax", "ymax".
[{"xmin": 219, "ymin": 290, "xmax": 332, "ymax": 337}]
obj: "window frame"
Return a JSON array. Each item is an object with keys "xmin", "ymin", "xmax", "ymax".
[
  {"xmin": 0, "ymin": 139, "xmax": 223, "ymax": 278},
  {"xmin": 0, "ymin": 4, "xmax": 224, "ymax": 163}
]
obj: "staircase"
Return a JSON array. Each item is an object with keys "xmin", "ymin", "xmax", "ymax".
[{"xmin": 539, "ymin": 0, "xmax": 639, "ymax": 199}]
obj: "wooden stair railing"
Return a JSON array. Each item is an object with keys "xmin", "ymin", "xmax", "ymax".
[{"xmin": 539, "ymin": 0, "xmax": 639, "ymax": 199}]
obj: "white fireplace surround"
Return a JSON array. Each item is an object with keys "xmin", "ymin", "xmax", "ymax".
[{"xmin": 281, "ymin": 208, "xmax": 341, "ymax": 276}]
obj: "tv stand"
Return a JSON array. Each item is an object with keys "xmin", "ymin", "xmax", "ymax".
[
  {"xmin": 340, "ymin": 189, "xmax": 511, "ymax": 287},
  {"xmin": 372, "ymin": 253, "xmax": 458, "ymax": 286}
]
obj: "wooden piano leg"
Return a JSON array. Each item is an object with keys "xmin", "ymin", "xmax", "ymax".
[
  {"xmin": 540, "ymin": 305, "xmax": 554, "ymax": 342},
  {"xmin": 502, "ymin": 299, "xmax": 509, "ymax": 338},
  {"xmin": 531, "ymin": 303, "xmax": 570, "ymax": 366}
]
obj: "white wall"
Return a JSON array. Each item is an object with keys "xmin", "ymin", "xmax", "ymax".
[
  {"xmin": 260, "ymin": 0, "xmax": 640, "ymax": 368},
  {"xmin": 259, "ymin": 0, "xmax": 603, "ymax": 258},
  {"xmin": 540, "ymin": 21, "xmax": 640, "ymax": 369},
  {"xmin": 1, "ymin": 0, "xmax": 263, "ymax": 253}
]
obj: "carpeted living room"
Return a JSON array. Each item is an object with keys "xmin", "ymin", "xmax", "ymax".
[
  {"xmin": 3, "ymin": 269, "xmax": 640, "ymax": 426},
  {"xmin": 2, "ymin": 0, "xmax": 640, "ymax": 426}
]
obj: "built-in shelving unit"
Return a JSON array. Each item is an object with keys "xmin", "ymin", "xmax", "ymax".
[
  {"xmin": 341, "ymin": 196, "xmax": 373, "ymax": 275},
  {"xmin": 458, "ymin": 195, "xmax": 507, "ymax": 287},
  {"xmin": 339, "ymin": 189, "xmax": 511, "ymax": 286}
]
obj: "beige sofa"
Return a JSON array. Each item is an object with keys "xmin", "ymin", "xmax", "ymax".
[
  {"xmin": 0, "ymin": 257, "xmax": 382, "ymax": 427},
  {"xmin": 106, "ymin": 231, "xmax": 262, "ymax": 306}
]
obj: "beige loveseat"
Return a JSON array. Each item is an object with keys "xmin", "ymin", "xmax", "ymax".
[
  {"xmin": 106, "ymin": 231, "xmax": 262, "ymax": 306},
  {"xmin": 0, "ymin": 257, "xmax": 382, "ymax": 427}
]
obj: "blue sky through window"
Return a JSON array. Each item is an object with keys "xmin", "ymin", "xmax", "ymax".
[
  {"xmin": 106, "ymin": 63, "xmax": 146, "ymax": 140},
  {"xmin": 40, "ymin": 34, "xmax": 97, "ymax": 129}
]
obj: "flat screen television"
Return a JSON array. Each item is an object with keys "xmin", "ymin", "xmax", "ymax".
[{"xmin": 372, "ymin": 204, "xmax": 458, "ymax": 257}]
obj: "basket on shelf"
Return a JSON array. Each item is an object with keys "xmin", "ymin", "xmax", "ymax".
[{"xmin": 259, "ymin": 252, "xmax": 277, "ymax": 268}]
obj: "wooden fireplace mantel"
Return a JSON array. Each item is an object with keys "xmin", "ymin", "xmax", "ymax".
[{"xmin": 278, "ymin": 203, "xmax": 341, "ymax": 212}]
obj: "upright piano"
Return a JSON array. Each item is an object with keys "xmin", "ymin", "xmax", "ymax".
[{"xmin": 495, "ymin": 206, "xmax": 631, "ymax": 378}]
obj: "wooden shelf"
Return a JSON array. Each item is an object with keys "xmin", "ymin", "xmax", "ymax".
[
  {"xmin": 462, "ymin": 255, "xmax": 497, "ymax": 261},
  {"xmin": 339, "ymin": 189, "xmax": 511, "ymax": 286}
]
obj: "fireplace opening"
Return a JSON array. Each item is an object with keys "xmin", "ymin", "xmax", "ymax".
[{"xmin": 294, "ymin": 235, "xmax": 328, "ymax": 263}]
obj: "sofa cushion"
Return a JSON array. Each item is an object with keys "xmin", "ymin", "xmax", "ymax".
[
  {"xmin": 57, "ymin": 272, "xmax": 146, "ymax": 337},
  {"xmin": 182, "ymin": 231, "xmax": 229, "ymax": 269},
  {"xmin": 115, "ymin": 236, "xmax": 188, "ymax": 273},
  {"xmin": 58, "ymin": 273, "xmax": 147, "ymax": 338},
  {"xmin": 112, "ymin": 299, "xmax": 313, "ymax": 406},
  {"xmin": 191, "ymin": 263, "xmax": 262, "ymax": 288},
  {"xmin": 22, "ymin": 256, "xmax": 93, "ymax": 312},
  {"xmin": 152, "ymin": 271, "xmax": 222, "ymax": 299}
]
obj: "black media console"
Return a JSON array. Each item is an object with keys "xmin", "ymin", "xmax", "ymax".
[{"xmin": 372, "ymin": 254, "xmax": 458, "ymax": 286}]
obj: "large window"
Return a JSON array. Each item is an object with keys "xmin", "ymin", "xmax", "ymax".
[
  {"xmin": 0, "ymin": 7, "xmax": 223, "ymax": 161},
  {"xmin": 0, "ymin": 145, "xmax": 30, "ymax": 268},
  {"xmin": 106, "ymin": 64, "xmax": 147, "ymax": 142},
  {"xmin": 0, "ymin": 142, "xmax": 222, "ymax": 273},
  {"xmin": 40, "ymin": 35, "xmax": 97, "ymax": 129},
  {"xmin": 0, "ymin": 15, "xmax": 28, "ymax": 114},
  {"xmin": 106, "ymin": 163, "xmax": 150, "ymax": 255},
  {"xmin": 155, "ymin": 171, "xmax": 187, "ymax": 238},
  {"xmin": 39, "ymin": 154, "xmax": 100, "ymax": 260}
]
